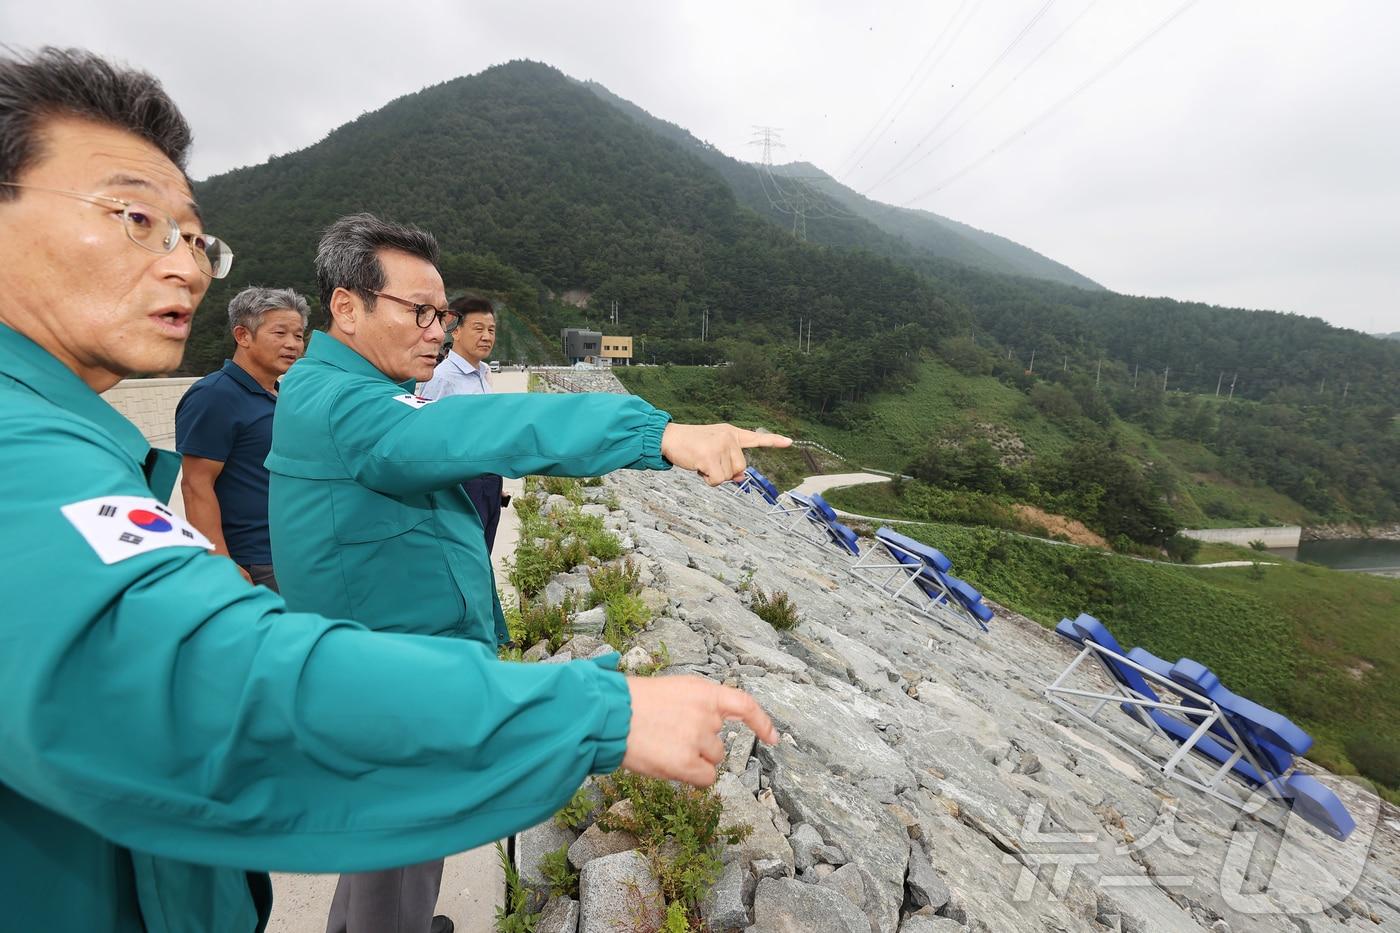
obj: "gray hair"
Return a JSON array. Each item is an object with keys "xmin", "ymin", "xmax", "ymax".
[
  {"xmin": 314, "ymin": 212, "xmax": 440, "ymax": 315},
  {"xmin": 227, "ymin": 286, "xmax": 310, "ymax": 334},
  {"xmin": 0, "ymin": 47, "xmax": 191, "ymax": 199}
]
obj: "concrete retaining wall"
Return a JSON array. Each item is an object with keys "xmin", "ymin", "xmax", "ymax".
[
  {"xmin": 105, "ymin": 376, "xmax": 198, "ymax": 448},
  {"xmin": 1181, "ymin": 525, "xmax": 1301, "ymax": 548}
]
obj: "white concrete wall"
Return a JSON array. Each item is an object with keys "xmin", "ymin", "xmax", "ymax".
[
  {"xmin": 105, "ymin": 376, "xmax": 198, "ymax": 448},
  {"xmin": 105, "ymin": 376, "xmax": 198, "ymax": 515},
  {"xmin": 1181, "ymin": 525, "xmax": 1302, "ymax": 548}
]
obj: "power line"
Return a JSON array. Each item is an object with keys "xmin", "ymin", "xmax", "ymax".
[
  {"xmin": 882, "ymin": 0, "xmax": 1103, "ymax": 184},
  {"xmin": 902, "ymin": 0, "xmax": 1202, "ymax": 205},
  {"xmin": 836, "ymin": 0, "xmax": 976, "ymax": 179},
  {"xmin": 749, "ymin": 126, "xmax": 854, "ymax": 240},
  {"xmin": 864, "ymin": 0, "xmax": 1061, "ymax": 196}
]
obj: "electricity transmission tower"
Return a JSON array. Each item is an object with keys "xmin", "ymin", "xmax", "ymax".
[{"xmin": 748, "ymin": 125, "xmax": 852, "ymax": 242}]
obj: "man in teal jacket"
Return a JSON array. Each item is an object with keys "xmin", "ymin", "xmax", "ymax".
[
  {"xmin": 270, "ymin": 213, "xmax": 763, "ymax": 932},
  {"xmin": 0, "ymin": 47, "xmax": 779, "ymax": 933}
]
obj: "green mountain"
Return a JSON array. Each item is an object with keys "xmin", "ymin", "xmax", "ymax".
[
  {"xmin": 581, "ymin": 81, "xmax": 1100, "ymax": 290},
  {"xmin": 189, "ymin": 61, "xmax": 957, "ymax": 404}
]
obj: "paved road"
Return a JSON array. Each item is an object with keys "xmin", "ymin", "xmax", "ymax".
[
  {"xmin": 266, "ymin": 371, "xmax": 530, "ymax": 933},
  {"xmin": 788, "ymin": 471, "xmax": 892, "ymax": 499}
]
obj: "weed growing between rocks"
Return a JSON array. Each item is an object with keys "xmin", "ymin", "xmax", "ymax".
[
  {"xmin": 513, "ymin": 489, "xmax": 541, "ymax": 523},
  {"xmin": 595, "ymin": 772, "xmax": 753, "ymax": 926},
  {"xmin": 631, "ymin": 642, "xmax": 671, "ymax": 677},
  {"xmin": 750, "ymin": 585, "xmax": 801, "ymax": 631},
  {"xmin": 506, "ymin": 499, "xmax": 622, "ymax": 597},
  {"xmin": 505, "ymin": 595, "xmax": 574, "ymax": 652},
  {"xmin": 540, "ymin": 474, "xmax": 586, "ymax": 504},
  {"xmin": 659, "ymin": 900, "xmax": 691, "ymax": 933},
  {"xmin": 603, "ymin": 592, "xmax": 651, "ymax": 652},
  {"xmin": 494, "ymin": 840, "xmax": 539, "ymax": 932},
  {"xmin": 585, "ymin": 556, "xmax": 656, "ymax": 652},
  {"xmin": 587, "ymin": 558, "xmax": 642, "ymax": 607},
  {"xmin": 554, "ymin": 785, "xmax": 596, "ymax": 830},
  {"xmin": 540, "ymin": 843, "xmax": 579, "ymax": 899}
]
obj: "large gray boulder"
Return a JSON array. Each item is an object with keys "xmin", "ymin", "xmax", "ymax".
[
  {"xmin": 905, "ymin": 842, "xmax": 950, "ymax": 911},
  {"xmin": 634, "ymin": 616, "xmax": 709, "ymax": 666},
  {"xmin": 577, "ymin": 850, "xmax": 662, "ymax": 933},
  {"xmin": 567, "ymin": 800, "xmax": 639, "ymax": 869},
  {"xmin": 761, "ymin": 742, "xmax": 909, "ymax": 933},
  {"xmin": 742, "ymin": 675, "xmax": 915, "ymax": 787},
  {"xmin": 749, "ymin": 877, "xmax": 868, "ymax": 933},
  {"xmin": 789, "ymin": 823, "xmax": 824, "ymax": 872},
  {"xmin": 712, "ymin": 772, "xmax": 794, "ymax": 873},
  {"xmin": 517, "ymin": 817, "xmax": 577, "ymax": 891},
  {"xmin": 536, "ymin": 896, "xmax": 579, "ymax": 933},
  {"xmin": 699, "ymin": 860, "xmax": 752, "ymax": 931}
]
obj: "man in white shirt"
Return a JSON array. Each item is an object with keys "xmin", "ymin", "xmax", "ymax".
[{"xmin": 418, "ymin": 296, "xmax": 505, "ymax": 551}]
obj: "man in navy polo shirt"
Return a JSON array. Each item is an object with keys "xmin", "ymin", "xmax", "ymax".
[{"xmin": 176, "ymin": 286, "xmax": 307, "ymax": 589}]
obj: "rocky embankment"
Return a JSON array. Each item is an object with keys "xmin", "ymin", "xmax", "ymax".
[
  {"xmin": 516, "ymin": 373, "xmax": 1399, "ymax": 932},
  {"xmin": 1302, "ymin": 523, "xmax": 1400, "ymax": 543},
  {"xmin": 510, "ymin": 469, "xmax": 1397, "ymax": 933}
]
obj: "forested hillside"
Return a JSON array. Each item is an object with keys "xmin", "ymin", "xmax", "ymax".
[
  {"xmin": 190, "ymin": 60, "xmax": 958, "ymax": 408},
  {"xmin": 581, "ymin": 81, "xmax": 1100, "ymax": 289},
  {"xmin": 188, "ymin": 59, "xmax": 1399, "ymax": 523}
]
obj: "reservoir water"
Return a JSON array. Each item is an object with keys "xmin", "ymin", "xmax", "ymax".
[{"xmin": 1268, "ymin": 538, "xmax": 1400, "ymax": 574}]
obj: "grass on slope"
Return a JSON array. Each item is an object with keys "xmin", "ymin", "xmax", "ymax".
[
  {"xmin": 617, "ymin": 359, "xmax": 1077, "ymax": 474},
  {"xmin": 796, "ymin": 358, "xmax": 1078, "ymax": 474},
  {"xmin": 1116, "ymin": 425, "xmax": 1312, "ymax": 529},
  {"xmin": 618, "ymin": 361, "xmax": 1316, "ymax": 530},
  {"xmin": 873, "ymin": 519, "xmax": 1400, "ymax": 800}
]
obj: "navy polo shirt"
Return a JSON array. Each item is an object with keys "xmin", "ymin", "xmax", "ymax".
[{"xmin": 175, "ymin": 360, "xmax": 278, "ymax": 565}]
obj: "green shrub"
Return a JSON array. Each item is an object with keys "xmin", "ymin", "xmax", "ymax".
[
  {"xmin": 513, "ymin": 597, "xmax": 574, "ymax": 652},
  {"xmin": 751, "ymin": 587, "xmax": 800, "ymax": 631},
  {"xmin": 540, "ymin": 843, "xmax": 579, "ymax": 899},
  {"xmin": 660, "ymin": 901, "xmax": 691, "ymax": 933},
  {"xmin": 596, "ymin": 772, "xmax": 751, "ymax": 922},
  {"xmin": 513, "ymin": 492, "xmax": 541, "ymax": 522},
  {"xmin": 506, "ymin": 536, "xmax": 555, "ymax": 597},
  {"xmin": 1164, "ymin": 533, "xmax": 1202, "ymax": 563},
  {"xmin": 604, "ymin": 592, "xmax": 652, "ymax": 651},
  {"xmin": 1249, "ymin": 539, "xmax": 1270, "ymax": 551},
  {"xmin": 506, "ymin": 506, "xmax": 624, "ymax": 596},
  {"xmin": 588, "ymin": 558, "xmax": 642, "ymax": 607},
  {"xmin": 541, "ymin": 475, "xmax": 580, "ymax": 499},
  {"xmin": 494, "ymin": 840, "xmax": 539, "ymax": 932},
  {"xmin": 633, "ymin": 642, "xmax": 672, "ymax": 677},
  {"xmin": 559, "ymin": 509, "xmax": 622, "ymax": 562},
  {"xmin": 554, "ymin": 785, "xmax": 597, "ymax": 830}
]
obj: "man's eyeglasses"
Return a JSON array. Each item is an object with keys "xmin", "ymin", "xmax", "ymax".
[
  {"xmin": 366, "ymin": 290, "xmax": 462, "ymax": 332},
  {"xmin": 0, "ymin": 182, "xmax": 234, "ymax": 279}
]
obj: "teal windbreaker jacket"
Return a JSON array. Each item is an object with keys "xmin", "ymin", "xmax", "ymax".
[
  {"xmin": 267, "ymin": 332, "xmax": 672, "ymax": 644},
  {"xmin": 0, "ymin": 322, "xmax": 662, "ymax": 932}
]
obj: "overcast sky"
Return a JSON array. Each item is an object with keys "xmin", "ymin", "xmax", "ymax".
[{"xmin": 6, "ymin": 0, "xmax": 1397, "ymax": 333}]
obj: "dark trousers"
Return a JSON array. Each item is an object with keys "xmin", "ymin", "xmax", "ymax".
[
  {"xmin": 325, "ymin": 859, "xmax": 445, "ymax": 933},
  {"xmin": 241, "ymin": 563, "xmax": 279, "ymax": 592},
  {"xmin": 463, "ymin": 474, "xmax": 503, "ymax": 554}
]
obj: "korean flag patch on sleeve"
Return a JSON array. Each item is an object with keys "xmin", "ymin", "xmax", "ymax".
[
  {"xmin": 392, "ymin": 393, "xmax": 435, "ymax": 409},
  {"xmin": 61, "ymin": 496, "xmax": 214, "ymax": 564}
]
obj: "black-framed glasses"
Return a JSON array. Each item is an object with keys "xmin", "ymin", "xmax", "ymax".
[
  {"xmin": 0, "ymin": 182, "xmax": 234, "ymax": 278},
  {"xmin": 366, "ymin": 290, "xmax": 462, "ymax": 332}
]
